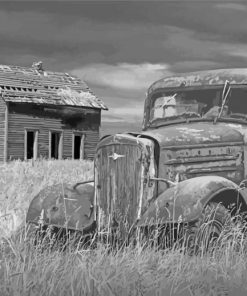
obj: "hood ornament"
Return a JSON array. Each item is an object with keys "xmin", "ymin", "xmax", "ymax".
[{"xmin": 109, "ymin": 152, "xmax": 125, "ymax": 161}]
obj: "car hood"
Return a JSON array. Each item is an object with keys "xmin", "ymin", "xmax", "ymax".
[{"xmin": 140, "ymin": 122, "xmax": 243, "ymax": 148}]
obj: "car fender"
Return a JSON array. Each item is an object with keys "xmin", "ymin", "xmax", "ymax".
[
  {"xmin": 137, "ymin": 176, "xmax": 241, "ymax": 226},
  {"xmin": 26, "ymin": 181, "xmax": 95, "ymax": 232}
]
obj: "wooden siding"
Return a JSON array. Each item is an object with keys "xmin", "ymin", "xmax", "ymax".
[
  {"xmin": 7, "ymin": 103, "xmax": 100, "ymax": 161},
  {"xmin": 0, "ymin": 97, "xmax": 6, "ymax": 161}
]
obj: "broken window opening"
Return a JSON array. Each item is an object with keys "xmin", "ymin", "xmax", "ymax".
[
  {"xmin": 50, "ymin": 131, "xmax": 63, "ymax": 159},
  {"xmin": 25, "ymin": 130, "xmax": 38, "ymax": 160},
  {"xmin": 73, "ymin": 133, "xmax": 85, "ymax": 160}
]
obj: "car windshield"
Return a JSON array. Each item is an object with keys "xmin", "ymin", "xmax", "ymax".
[{"xmin": 149, "ymin": 87, "xmax": 247, "ymax": 123}]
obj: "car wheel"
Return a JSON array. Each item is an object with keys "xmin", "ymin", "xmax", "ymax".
[{"xmin": 182, "ymin": 202, "xmax": 231, "ymax": 255}]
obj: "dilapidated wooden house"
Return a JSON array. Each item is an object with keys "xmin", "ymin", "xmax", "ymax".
[{"xmin": 0, "ymin": 62, "xmax": 107, "ymax": 161}]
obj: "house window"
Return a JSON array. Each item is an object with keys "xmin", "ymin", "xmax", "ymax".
[
  {"xmin": 72, "ymin": 133, "xmax": 85, "ymax": 160},
  {"xmin": 24, "ymin": 130, "xmax": 38, "ymax": 160},
  {"xmin": 49, "ymin": 131, "xmax": 63, "ymax": 159}
]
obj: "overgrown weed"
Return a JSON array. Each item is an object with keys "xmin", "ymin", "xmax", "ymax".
[
  {"xmin": 0, "ymin": 159, "xmax": 93, "ymax": 237},
  {"xmin": 2, "ymin": 222, "xmax": 247, "ymax": 295},
  {"xmin": 1, "ymin": 160, "xmax": 247, "ymax": 295}
]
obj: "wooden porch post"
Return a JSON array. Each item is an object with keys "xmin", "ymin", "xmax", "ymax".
[
  {"xmin": 4, "ymin": 102, "xmax": 9, "ymax": 162},
  {"xmin": 80, "ymin": 134, "xmax": 85, "ymax": 160}
]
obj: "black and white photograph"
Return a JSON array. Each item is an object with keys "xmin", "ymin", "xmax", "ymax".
[{"xmin": 1, "ymin": 1, "xmax": 247, "ymax": 295}]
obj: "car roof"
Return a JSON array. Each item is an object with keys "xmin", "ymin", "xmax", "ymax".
[{"xmin": 148, "ymin": 68, "xmax": 247, "ymax": 94}]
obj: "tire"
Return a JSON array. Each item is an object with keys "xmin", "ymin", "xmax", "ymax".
[{"xmin": 182, "ymin": 202, "xmax": 231, "ymax": 255}]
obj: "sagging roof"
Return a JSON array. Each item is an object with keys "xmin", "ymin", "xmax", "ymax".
[
  {"xmin": 148, "ymin": 68, "xmax": 247, "ymax": 94},
  {"xmin": 0, "ymin": 62, "xmax": 108, "ymax": 110}
]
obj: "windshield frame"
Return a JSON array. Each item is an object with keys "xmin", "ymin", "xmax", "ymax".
[{"xmin": 143, "ymin": 84, "xmax": 247, "ymax": 130}]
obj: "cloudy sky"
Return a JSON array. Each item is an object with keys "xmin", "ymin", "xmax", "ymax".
[{"xmin": 1, "ymin": 1, "xmax": 247, "ymax": 130}]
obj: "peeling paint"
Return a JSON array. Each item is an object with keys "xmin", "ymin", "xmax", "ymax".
[
  {"xmin": 162, "ymin": 144, "xmax": 244, "ymax": 185},
  {"xmin": 176, "ymin": 127, "xmax": 204, "ymax": 133},
  {"xmin": 26, "ymin": 183, "xmax": 95, "ymax": 231},
  {"xmin": 142, "ymin": 122, "xmax": 243, "ymax": 148},
  {"xmin": 148, "ymin": 68, "xmax": 247, "ymax": 94}
]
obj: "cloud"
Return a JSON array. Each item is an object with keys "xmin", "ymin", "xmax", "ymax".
[
  {"xmin": 225, "ymin": 45, "xmax": 247, "ymax": 59},
  {"xmin": 162, "ymin": 26, "xmax": 226, "ymax": 60},
  {"xmin": 101, "ymin": 102, "xmax": 144, "ymax": 123},
  {"xmin": 109, "ymin": 103, "xmax": 144, "ymax": 117},
  {"xmin": 72, "ymin": 62, "xmax": 172, "ymax": 123},
  {"xmin": 172, "ymin": 60, "xmax": 223, "ymax": 72},
  {"xmin": 97, "ymin": 91, "xmax": 146, "ymax": 122},
  {"xmin": 160, "ymin": 26, "xmax": 247, "ymax": 67},
  {"xmin": 2, "ymin": 2, "xmax": 247, "ymax": 125},
  {"xmin": 72, "ymin": 63, "xmax": 171, "ymax": 91},
  {"xmin": 0, "ymin": 9, "xmax": 178, "ymax": 69},
  {"xmin": 215, "ymin": 3, "xmax": 247, "ymax": 11},
  {"xmin": 0, "ymin": 5, "xmax": 247, "ymax": 73},
  {"xmin": 101, "ymin": 114, "xmax": 125, "ymax": 123}
]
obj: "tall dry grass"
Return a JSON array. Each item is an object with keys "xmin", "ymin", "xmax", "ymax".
[
  {"xmin": 1, "ymin": 224, "xmax": 247, "ymax": 296},
  {"xmin": 1, "ymin": 160, "xmax": 247, "ymax": 295},
  {"xmin": 0, "ymin": 159, "xmax": 93, "ymax": 237}
]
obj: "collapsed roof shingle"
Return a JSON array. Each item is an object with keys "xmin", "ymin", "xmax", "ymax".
[{"xmin": 0, "ymin": 63, "xmax": 108, "ymax": 110}]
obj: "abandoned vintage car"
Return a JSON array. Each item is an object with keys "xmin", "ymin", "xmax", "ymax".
[{"xmin": 27, "ymin": 68, "xmax": 247, "ymax": 249}]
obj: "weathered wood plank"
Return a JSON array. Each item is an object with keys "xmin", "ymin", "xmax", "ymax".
[
  {"xmin": 4, "ymin": 102, "xmax": 8, "ymax": 162},
  {"xmin": 0, "ymin": 97, "xmax": 7, "ymax": 161},
  {"xmin": 0, "ymin": 62, "xmax": 107, "ymax": 110},
  {"xmin": 7, "ymin": 103, "xmax": 100, "ymax": 161}
]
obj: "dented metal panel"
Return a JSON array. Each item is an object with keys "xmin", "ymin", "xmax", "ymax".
[
  {"xmin": 140, "ymin": 122, "xmax": 245, "ymax": 190},
  {"xmin": 137, "ymin": 176, "xmax": 238, "ymax": 226},
  {"xmin": 26, "ymin": 183, "xmax": 95, "ymax": 231}
]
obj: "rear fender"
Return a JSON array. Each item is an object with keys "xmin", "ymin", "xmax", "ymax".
[{"xmin": 137, "ymin": 176, "xmax": 244, "ymax": 226}]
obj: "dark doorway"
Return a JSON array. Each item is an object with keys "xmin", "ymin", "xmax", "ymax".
[
  {"xmin": 26, "ymin": 131, "xmax": 34, "ymax": 159},
  {"xmin": 73, "ymin": 134, "xmax": 84, "ymax": 160},
  {"xmin": 51, "ymin": 132, "xmax": 62, "ymax": 159}
]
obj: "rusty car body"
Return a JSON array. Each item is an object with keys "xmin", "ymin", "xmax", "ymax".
[{"xmin": 27, "ymin": 68, "xmax": 247, "ymax": 247}]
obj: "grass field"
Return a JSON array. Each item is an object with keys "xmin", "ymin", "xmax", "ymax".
[
  {"xmin": 1, "ymin": 160, "xmax": 247, "ymax": 295},
  {"xmin": 0, "ymin": 160, "xmax": 93, "ymax": 237}
]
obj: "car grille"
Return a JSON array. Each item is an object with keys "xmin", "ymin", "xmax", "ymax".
[{"xmin": 95, "ymin": 143, "xmax": 143, "ymax": 234}]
